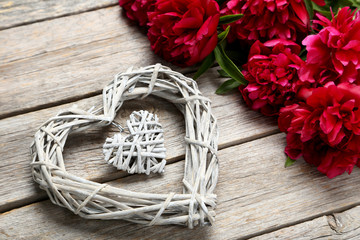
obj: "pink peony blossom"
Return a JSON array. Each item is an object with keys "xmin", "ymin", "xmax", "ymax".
[{"xmin": 299, "ymin": 7, "xmax": 360, "ymax": 85}]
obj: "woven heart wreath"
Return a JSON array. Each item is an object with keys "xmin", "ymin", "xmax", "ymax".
[{"xmin": 30, "ymin": 64, "xmax": 219, "ymax": 228}]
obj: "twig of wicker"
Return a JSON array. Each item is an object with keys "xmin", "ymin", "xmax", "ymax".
[{"xmin": 30, "ymin": 64, "xmax": 219, "ymax": 228}]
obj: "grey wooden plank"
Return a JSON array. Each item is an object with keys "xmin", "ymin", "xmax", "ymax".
[
  {"xmin": 0, "ymin": 6, "xmax": 184, "ymax": 118},
  {"xmin": 0, "ymin": 0, "xmax": 117, "ymax": 30},
  {"xmin": 2, "ymin": 134, "xmax": 360, "ymax": 239},
  {"xmin": 252, "ymin": 206, "xmax": 360, "ymax": 239},
  {"xmin": 0, "ymin": 68, "xmax": 279, "ymax": 212},
  {"xmin": 0, "ymin": 6, "xmax": 138, "ymax": 64}
]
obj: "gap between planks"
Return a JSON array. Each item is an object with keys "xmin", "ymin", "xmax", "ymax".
[{"xmin": 0, "ymin": 89, "xmax": 101, "ymax": 120}]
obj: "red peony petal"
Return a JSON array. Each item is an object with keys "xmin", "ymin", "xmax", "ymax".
[
  {"xmin": 327, "ymin": 120, "xmax": 345, "ymax": 146},
  {"xmin": 320, "ymin": 110, "xmax": 337, "ymax": 134},
  {"xmin": 303, "ymin": 35, "xmax": 330, "ymax": 65},
  {"xmin": 290, "ymin": 0, "xmax": 309, "ymax": 26},
  {"xmin": 341, "ymin": 99, "xmax": 356, "ymax": 113},
  {"xmin": 343, "ymin": 40, "xmax": 360, "ymax": 51},
  {"xmin": 284, "ymin": 133, "xmax": 303, "ymax": 159},
  {"xmin": 198, "ymin": 32, "xmax": 218, "ymax": 61},
  {"xmin": 317, "ymin": 150, "xmax": 358, "ymax": 179},
  {"xmin": 335, "ymin": 51, "xmax": 351, "ymax": 66}
]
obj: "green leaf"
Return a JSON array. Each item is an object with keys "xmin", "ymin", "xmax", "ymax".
[
  {"xmin": 214, "ymin": 45, "xmax": 247, "ymax": 85},
  {"xmin": 349, "ymin": 0, "xmax": 360, "ymax": 8},
  {"xmin": 312, "ymin": 3, "xmax": 332, "ymax": 19},
  {"xmin": 215, "ymin": 79, "xmax": 241, "ymax": 94},
  {"xmin": 312, "ymin": 3, "xmax": 328, "ymax": 12},
  {"xmin": 304, "ymin": 0, "xmax": 314, "ymax": 20},
  {"xmin": 218, "ymin": 26, "xmax": 230, "ymax": 44},
  {"xmin": 285, "ymin": 156, "xmax": 296, "ymax": 168},
  {"xmin": 310, "ymin": 0, "xmax": 360, "ymax": 20},
  {"xmin": 219, "ymin": 14, "xmax": 244, "ymax": 25},
  {"xmin": 217, "ymin": 69, "xmax": 230, "ymax": 78},
  {"xmin": 193, "ymin": 52, "xmax": 215, "ymax": 80},
  {"xmin": 317, "ymin": 0, "xmax": 355, "ymax": 14}
]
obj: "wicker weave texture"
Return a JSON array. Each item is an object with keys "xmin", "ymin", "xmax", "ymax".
[
  {"xmin": 103, "ymin": 110, "xmax": 167, "ymax": 175},
  {"xmin": 30, "ymin": 64, "xmax": 219, "ymax": 228}
]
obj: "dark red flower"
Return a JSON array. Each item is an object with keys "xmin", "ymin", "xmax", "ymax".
[
  {"xmin": 119, "ymin": 0, "xmax": 156, "ymax": 26},
  {"xmin": 317, "ymin": 150, "xmax": 359, "ymax": 179},
  {"xmin": 299, "ymin": 8, "xmax": 360, "ymax": 86},
  {"xmin": 279, "ymin": 83, "xmax": 360, "ymax": 178},
  {"xmin": 220, "ymin": 0, "xmax": 310, "ymax": 43},
  {"xmin": 147, "ymin": 0, "xmax": 220, "ymax": 67},
  {"xmin": 240, "ymin": 39, "xmax": 305, "ymax": 116}
]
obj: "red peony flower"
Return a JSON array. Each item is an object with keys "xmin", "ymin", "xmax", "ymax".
[
  {"xmin": 299, "ymin": 7, "xmax": 360, "ymax": 85},
  {"xmin": 119, "ymin": 0, "xmax": 156, "ymax": 26},
  {"xmin": 220, "ymin": 0, "xmax": 310, "ymax": 43},
  {"xmin": 240, "ymin": 39, "xmax": 305, "ymax": 116},
  {"xmin": 147, "ymin": 0, "xmax": 220, "ymax": 67},
  {"xmin": 317, "ymin": 150, "xmax": 360, "ymax": 179},
  {"xmin": 279, "ymin": 83, "xmax": 360, "ymax": 178}
]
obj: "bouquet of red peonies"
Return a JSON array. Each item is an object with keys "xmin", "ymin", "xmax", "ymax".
[{"xmin": 119, "ymin": 0, "xmax": 360, "ymax": 178}]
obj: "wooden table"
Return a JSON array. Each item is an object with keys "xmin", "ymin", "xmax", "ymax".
[{"xmin": 1, "ymin": 1, "xmax": 360, "ymax": 239}]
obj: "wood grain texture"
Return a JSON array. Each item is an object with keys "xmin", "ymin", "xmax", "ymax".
[
  {"xmin": 0, "ymin": 68, "xmax": 279, "ymax": 212},
  {"xmin": 252, "ymin": 206, "xmax": 360, "ymax": 239},
  {"xmin": 0, "ymin": 6, "xmax": 183, "ymax": 118},
  {"xmin": 2, "ymin": 134, "xmax": 360, "ymax": 239},
  {"xmin": 0, "ymin": 0, "xmax": 117, "ymax": 30}
]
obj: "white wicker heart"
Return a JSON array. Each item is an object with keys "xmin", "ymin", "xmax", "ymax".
[
  {"xmin": 103, "ymin": 110, "xmax": 167, "ymax": 175},
  {"xmin": 30, "ymin": 64, "xmax": 219, "ymax": 228}
]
